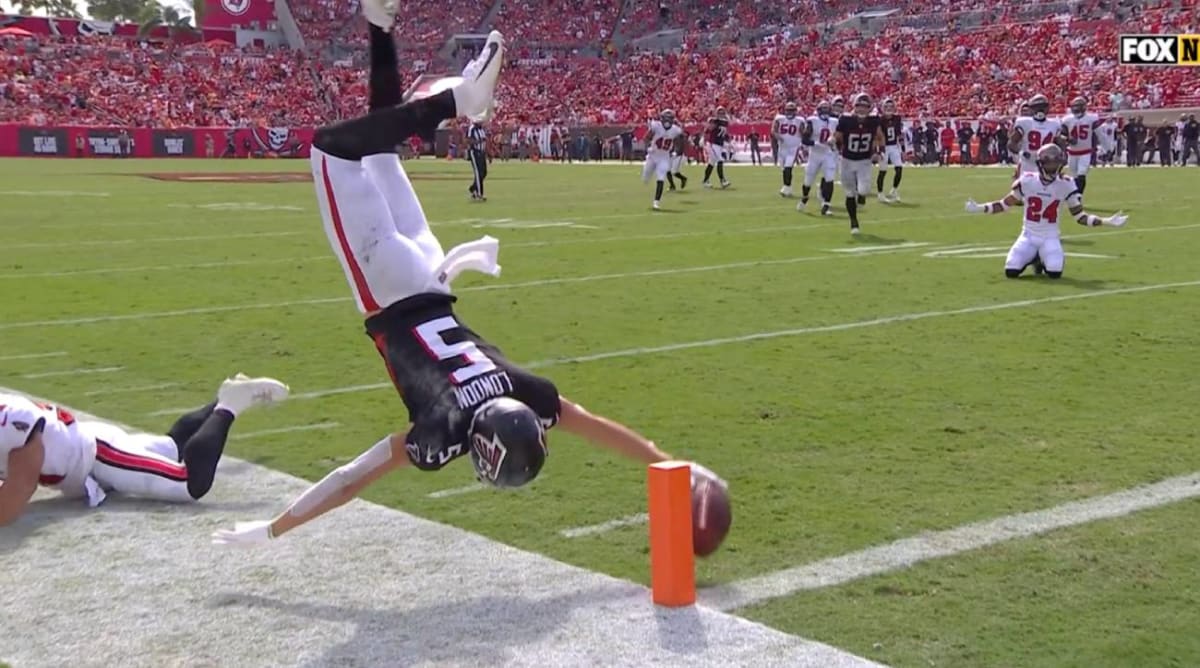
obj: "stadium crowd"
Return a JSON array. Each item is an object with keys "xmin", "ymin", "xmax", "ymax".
[{"xmin": 0, "ymin": 0, "xmax": 1196, "ymax": 129}]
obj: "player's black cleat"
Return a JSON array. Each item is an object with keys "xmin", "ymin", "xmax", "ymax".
[
  {"xmin": 677, "ymin": 174, "xmax": 688, "ymax": 189},
  {"xmin": 857, "ymin": 195, "xmax": 867, "ymax": 206},
  {"xmin": 1032, "ymin": 256, "xmax": 1045, "ymax": 276}
]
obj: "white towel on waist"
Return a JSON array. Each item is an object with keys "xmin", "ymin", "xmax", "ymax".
[{"xmin": 434, "ymin": 235, "xmax": 502, "ymax": 286}]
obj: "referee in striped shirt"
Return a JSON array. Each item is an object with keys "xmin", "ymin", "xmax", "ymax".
[{"xmin": 467, "ymin": 121, "xmax": 488, "ymax": 201}]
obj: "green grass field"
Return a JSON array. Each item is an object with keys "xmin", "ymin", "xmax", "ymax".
[{"xmin": 3, "ymin": 157, "xmax": 1199, "ymax": 667}]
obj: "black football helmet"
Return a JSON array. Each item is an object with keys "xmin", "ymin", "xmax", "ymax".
[
  {"xmin": 882, "ymin": 98, "xmax": 897, "ymax": 116},
  {"xmin": 468, "ymin": 396, "xmax": 547, "ymax": 488},
  {"xmin": 1035, "ymin": 143, "xmax": 1066, "ymax": 181},
  {"xmin": 715, "ymin": 106, "xmax": 729, "ymax": 121},
  {"xmin": 1029, "ymin": 94, "xmax": 1050, "ymax": 121}
]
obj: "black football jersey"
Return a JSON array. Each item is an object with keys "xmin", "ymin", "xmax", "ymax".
[
  {"xmin": 881, "ymin": 115, "xmax": 903, "ymax": 146},
  {"xmin": 837, "ymin": 114, "xmax": 881, "ymax": 160},
  {"xmin": 364, "ymin": 293, "xmax": 561, "ymax": 470},
  {"xmin": 707, "ymin": 118, "xmax": 729, "ymax": 146}
]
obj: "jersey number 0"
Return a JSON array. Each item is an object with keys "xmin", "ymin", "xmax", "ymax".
[{"xmin": 414, "ymin": 316, "xmax": 497, "ymax": 385}]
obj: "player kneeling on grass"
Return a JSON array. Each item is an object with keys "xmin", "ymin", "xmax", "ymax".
[
  {"xmin": 0, "ymin": 375, "xmax": 288, "ymax": 524},
  {"xmin": 964, "ymin": 144, "xmax": 1127, "ymax": 279},
  {"xmin": 210, "ymin": 15, "xmax": 727, "ymax": 548}
]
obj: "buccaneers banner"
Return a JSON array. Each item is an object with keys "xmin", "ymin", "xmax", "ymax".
[
  {"xmin": 0, "ymin": 14, "xmax": 235, "ymax": 43},
  {"xmin": 200, "ymin": 0, "xmax": 277, "ymax": 30},
  {"xmin": 0, "ymin": 125, "xmax": 313, "ymax": 158}
]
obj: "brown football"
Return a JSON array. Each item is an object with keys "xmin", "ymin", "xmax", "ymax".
[{"xmin": 692, "ymin": 479, "xmax": 732, "ymax": 557}]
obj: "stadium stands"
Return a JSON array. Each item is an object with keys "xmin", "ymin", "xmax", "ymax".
[{"xmin": 0, "ymin": 0, "xmax": 1195, "ymax": 129}]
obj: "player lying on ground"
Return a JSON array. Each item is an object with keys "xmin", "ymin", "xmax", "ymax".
[
  {"xmin": 964, "ymin": 143, "xmax": 1127, "ymax": 279},
  {"xmin": 0, "ymin": 374, "xmax": 288, "ymax": 525},
  {"xmin": 211, "ymin": 15, "xmax": 725, "ymax": 547}
]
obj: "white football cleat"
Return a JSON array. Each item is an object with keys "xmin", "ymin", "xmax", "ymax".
[
  {"xmin": 361, "ymin": 0, "xmax": 397, "ymax": 29},
  {"xmin": 218, "ymin": 374, "xmax": 289, "ymax": 415},
  {"xmin": 877, "ymin": 192, "xmax": 888, "ymax": 202},
  {"xmin": 850, "ymin": 226, "xmax": 861, "ymax": 236},
  {"xmin": 796, "ymin": 198, "xmax": 807, "ymax": 212},
  {"xmin": 652, "ymin": 200, "xmax": 661, "ymax": 210},
  {"xmin": 720, "ymin": 180, "xmax": 731, "ymax": 189},
  {"xmin": 780, "ymin": 186, "xmax": 793, "ymax": 198},
  {"xmin": 454, "ymin": 31, "xmax": 505, "ymax": 122},
  {"xmin": 889, "ymin": 188, "xmax": 900, "ymax": 202}
]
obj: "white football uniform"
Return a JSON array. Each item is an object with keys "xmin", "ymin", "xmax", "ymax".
[
  {"xmin": 1097, "ymin": 120, "xmax": 1118, "ymax": 156},
  {"xmin": 1005, "ymin": 172, "xmax": 1081, "ymax": 273},
  {"xmin": 1061, "ymin": 112, "xmax": 1101, "ymax": 176},
  {"xmin": 643, "ymin": 120, "xmax": 683, "ymax": 183},
  {"xmin": 803, "ymin": 115, "xmax": 839, "ymax": 186},
  {"xmin": 0, "ymin": 395, "xmax": 194, "ymax": 506},
  {"xmin": 1014, "ymin": 116, "xmax": 1063, "ymax": 174},
  {"xmin": 773, "ymin": 114, "xmax": 805, "ymax": 168},
  {"xmin": 312, "ymin": 148, "xmax": 499, "ymax": 314}
]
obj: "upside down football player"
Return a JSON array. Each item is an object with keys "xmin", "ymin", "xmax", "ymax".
[
  {"xmin": 964, "ymin": 144, "xmax": 1127, "ymax": 279},
  {"xmin": 0, "ymin": 375, "xmax": 287, "ymax": 524},
  {"xmin": 211, "ymin": 11, "xmax": 726, "ymax": 547}
]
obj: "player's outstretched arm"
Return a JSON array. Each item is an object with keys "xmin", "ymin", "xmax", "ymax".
[
  {"xmin": 966, "ymin": 189, "xmax": 1022, "ymax": 214},
  {"xmin": 212, "ymin": 430, "xmax": 411, "ymax": 546},
  {"xmin": 0, "ymin": 430, "xmax": 45, "ymax": 526},
  {"xmin": 557, "ymin": 397, "xmax": 671, "ymax": 465}
]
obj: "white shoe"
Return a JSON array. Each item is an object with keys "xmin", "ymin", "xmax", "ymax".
[
  {"xmin": 720, "ymin": 180, "xmax": 731, "ymax": 189},
  {"xmin": 877, "ymin": 192, "xmax": 888, "ymax": 202},
  {"xmin": 890, "ymin": 189, "xmax": 901, "ymax": 202},
  {"xmin": 652, "ymin": 200, "xmax": 661, "ymax": 210},
  {"xmin": 361, "ymin": 0, "xmax": 397, "ymax": 29},
  {"xmin": 796, "ymin": 198, "xmax": 807, "ymax": 212},
  {"xmin": 850, "ymin": 226, "xmax": 861, "ymax": 236},
  {"xmin": 217, "ymin": 374, "xmax": 289, "ymax": 415},
  {"xmin": 780, "ymin": 186, "xmax": 793, "ymax": 197},
  {"xmin": 703, "ymin": 182, "xmax": 713, "ymax": 189},
  {"xmin": 453, "ymin": 31, "xmax": 505, "ymax": 122}
]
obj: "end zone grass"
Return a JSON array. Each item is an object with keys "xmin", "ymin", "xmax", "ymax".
[{"xmin": 3, "ymin": 157, "xmax": 1198, "ymax": 666}]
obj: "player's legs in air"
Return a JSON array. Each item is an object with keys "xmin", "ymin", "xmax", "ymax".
[{"xmin": 91, "ymin": 374, "xmax": 288, "ymax": 502}]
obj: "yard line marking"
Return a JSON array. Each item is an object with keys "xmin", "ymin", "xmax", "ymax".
[
  {"xmin": 229, "ymin": 422, "xmax": 342, "ymax": 441},
  {"xmin": 8, "ymin": 231, "xmax": 306, "ymax": 250},
  {"xmin": 827, "ymin": 242, "xmax": 932, "ymax": 254},
  {"xmin": 0, "ymin": 190, "xmax": 110, "ymax": 197},
  {"xmin": 22, "ymin": 366, "xmax": 123, "ymax": 379},
  {"xmin": 560, "ymin": 513, "xmax": 649, "ymax": 538},
  {"xmin": 701, "ymin": 471, "xmax": 1200, "ymax": 612},
  {"xmin": 0, "ymin": 297, "xmax": 348, "ymax": 331},
  {"xmin": 427, "ymin": 483, "xmax": 489, "ymax": 498},
  {"xmin": 3, "ymin": 385, "xmax": 876, "ymax": 668},
  {"xmin": 525, "ymin": 280, "xmax": 1200, "ymax": 368},
  {"xmin": 144, "ymin": 279, "xmax": 1200, "ymax": 415},
  {"xmin": 0, "ymin": 256, "xmax": 333, "ymax": 280},
  {"xmin": 0, "ymin": 351, "xmax": 68, "ymax": 361},
  {"xmin": 84, "ymin": 382, "xmax": 180, "ymax": 396}
]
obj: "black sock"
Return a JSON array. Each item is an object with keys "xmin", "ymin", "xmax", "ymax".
[
  {"xmin": 876, "ymin": 169, "xmax": 886, "ymax": 192},
  {"xmin": 655, "ymin": 180, "xmax": 664, "ymax": 200},
  {"xmin": 666, "ymin": 173, "xmax": 676, "ymax": 188},
  {"xmin": 846, "ymin": 196, "xmax": 858, "ymax": 225},
  {"xmin": 893, "ymin": 166, "xmax": 903, "ymax": 188},
  {"xmin": 367, "ymin": 25, "xmax": 401, "ymax": 111},
  {"xmin": 704, "ymin": 164, "xmax": 714, "ymax": 182},
  {"xmin": 801, "ymin": 184, "xmax": 812, "ymax": 200},
  {"xmin": 783, "ymin": 167, "xmax": 793, "ymax": 187},
  {"xmin": 167, "ymin": 401, "xmax": 217, "ymax": 455},
  {"xmin": 821, "ymin": 180, "xmax": 834, "ymax": 203},
  {"xmin": 675, "ymin": 172, "xmax": 686, "ymax": 184},
  {"xmin": 1075, "ymin": 174, "xmax": 1086, "ymax": 194},
  {"xmin": 314, "ymin": 89, "xmax": 456, "ymax": 160},
  {"xmin": 717, "ymin": 162, "xmax": 726, "ymax": 182},
  {"xmin": 180, "ymin": 409, "xmax": 235, "ymax": 499}
]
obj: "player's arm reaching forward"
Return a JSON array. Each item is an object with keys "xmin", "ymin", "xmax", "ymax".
[
  {"xmin": 213, "ymin": 398, "xmax": 711, "ymax": 546},
  {"xmin": 0, "ymin": 412, "xmax": 45, "ymax": 526}
]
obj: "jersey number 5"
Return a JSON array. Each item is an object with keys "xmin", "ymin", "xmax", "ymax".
[{"xmin": 415, "ymin": 316, "xmax": 497, "ymax": 385}]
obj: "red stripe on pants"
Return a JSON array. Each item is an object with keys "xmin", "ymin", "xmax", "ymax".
[
  {"xmin": 96, "ymin": 439, "xmax": 188, "ymax": 481},
  {"xmin": 322, "ymin": 156, "xmax": 381, "ymax": 312}
]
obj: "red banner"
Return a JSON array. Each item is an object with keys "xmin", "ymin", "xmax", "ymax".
[
  {"xmin": 0, "ymin": 14, "xmax": 235, "ymax": 42},
  {"xmin": 0, "ymin": 124, "xmax": 313, "ymax": 158},
  {"xmin": 200, "ymin": 0, "xmax": 276, "ymax": 30}
]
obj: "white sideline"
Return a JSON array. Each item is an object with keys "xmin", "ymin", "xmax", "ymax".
[
  {"xmin": 701, "ymin": 472, "xmax": 1200, "ymax": 612},
  {"xmin": 145, "ymin": 279, "xmax": 1200, "ymax": 416},
  {"xmin": 22, "ymin": 366, "xmax": 123, "ymax": 379},
  {"xmin": 0, "ymin": 385, "xmax": 880, "ymax": 668},
  {"xmin": 426, "ymin": 483, "xmax": 489, "ymax": 498}
]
